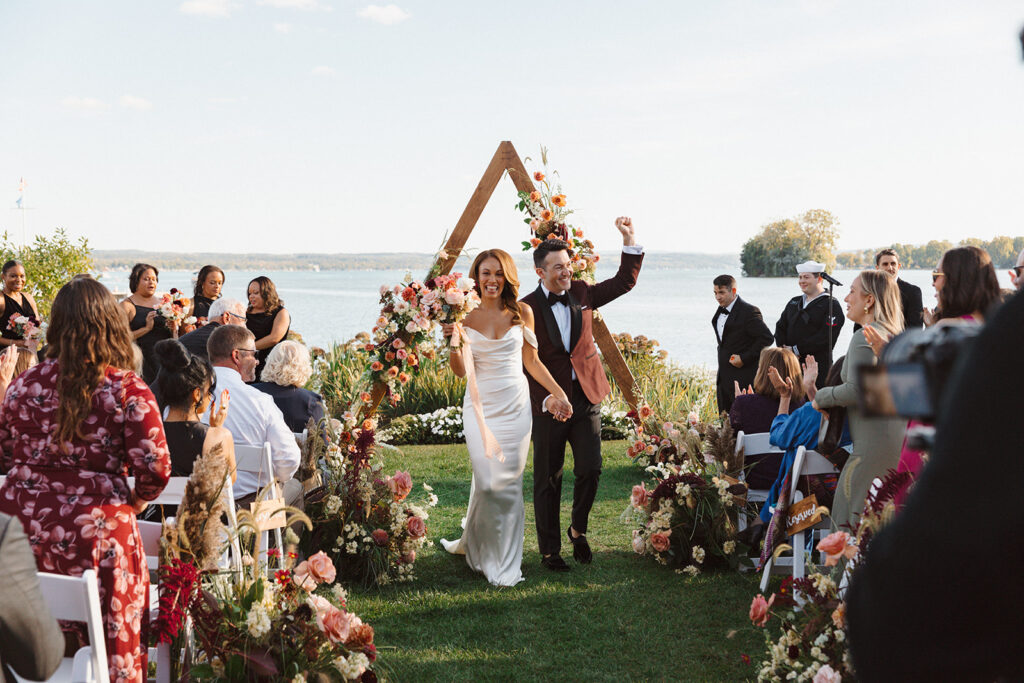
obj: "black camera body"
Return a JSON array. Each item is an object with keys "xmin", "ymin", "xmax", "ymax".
[{"xmin": 858, "ymin": 323, "xmax": 982, "ymax": 422}]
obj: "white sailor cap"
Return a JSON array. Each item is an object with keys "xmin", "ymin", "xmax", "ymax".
[{"xmin": 795, "ymin": 260, "xmax": 826, "ymax": 275}]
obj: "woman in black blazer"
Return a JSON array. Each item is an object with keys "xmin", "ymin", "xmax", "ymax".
[{"xmin": 252, "ymin": 340, "xmax": 326, "ymax": 434}]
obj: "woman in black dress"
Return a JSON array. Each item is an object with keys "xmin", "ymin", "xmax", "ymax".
[
  {"xmin": 191, "ymin": 265, "xmax": 225, "ymax": 323},
  {"xmin": 119, "ymin": 263, "xmax": 177, "ymax": 384},
  {"xmin": 155, "ymin": 339, "xmax": 235, "ymax": 479},
  {"xmin": 0, "ymin": 260, "xmax": 40, "ymax": 351},
  {"xmin": 246, "ymin": 275, "xmax": 290, "ymax": 379}
]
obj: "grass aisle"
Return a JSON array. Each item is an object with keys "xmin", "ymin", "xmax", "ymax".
[{"xmin": 347, "ymin": 440, "xmax": 764, "ymax": 681}]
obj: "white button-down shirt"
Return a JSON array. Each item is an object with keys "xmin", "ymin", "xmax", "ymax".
[{"xmin": 211, "ymin": 366, "xmax": 301, "ymax": 498}]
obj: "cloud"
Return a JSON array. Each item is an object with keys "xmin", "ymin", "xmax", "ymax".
[
  {"xmin": 179, "ymin": 0, "xmax": 239, "ymax": 17},
  {"xmin": 61, "ymin": 96, "xmax": 109, "ymax": 112},
  {"xmin": 357, "ymin": 4, "xmax": 410, "ymax": 25},
  {"xmin": 119, "ymin": 94, "xmax": 153, "ymax": 111},
  {"xmin": 258, "ymin": 0, "xmax": 330, "ymax": 9},
  {"xmin": 311, "ymin": 65, "xmax": 336, "ymax": 76},
  {"xmin": 273, "ymin": 22, "xmax": 292, "ymax": 32}
]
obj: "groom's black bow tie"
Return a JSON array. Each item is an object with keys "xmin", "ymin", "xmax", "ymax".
[
  {"xmin": 548, "ymin": 291, "xmax": 570, "ymax": 307},
  {"xmin": 717, "ymin": 306, "xmax": 730, "ymax": 316}
]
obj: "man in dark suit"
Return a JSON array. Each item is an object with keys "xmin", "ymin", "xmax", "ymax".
[
  {"xmin": 178, "ymin": 297, "xmax": 247, "ymax": 361},
  {"xmin": 875, "ymin": 249, "xmax": 923, "ymax": 329},
  {"xmin": 0, "ymin": 512, "xmax": 64, "ymax": 683},
  {"xmin": 774, "ymin": 261, "xmax": 845, "ymax": 387},
  {"xmin": 711, "ymin": 274, "xmax": 774, "ymax": 414},
  {"xmin": 520, "ymin": 218, "xmax": 643, "ymax": 572}
]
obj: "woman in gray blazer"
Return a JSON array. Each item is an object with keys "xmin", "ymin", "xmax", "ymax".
[{"xmin": 814, "ymin": 271, "xmax": 906, "ymax": 531}]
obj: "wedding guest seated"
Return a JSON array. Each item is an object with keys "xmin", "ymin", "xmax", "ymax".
[
  {"xmin": 207, "ymin": 324, "xmax": 302, "ymax": 511},
  {"xmin": 0, "ymin": 511, "xmax": 64, "ymax": 683},
  {"xmin": 12, "ymin": 346, "xmax": 37, "ymax": 379},
  {"xmin": 156, "ymin": 339, "xmax": 237, "ymax": 479},
  {"xmin": 0, "ymin": 276, "xmax": 170, "ymax": 683},
  {"xmin": 191, "ymin": 264, "xmax": 225, "ymax": 323},
  {"xmin": 730, "ymin": 346, "xmax": 804, "ymax": 489},
  {"xmin": 252, "ymin": 340, "xmax": 327, "ymax": 434},
  {"xmin": 246, "ymin": 276, "xmax": 290, "ymax": 380},
  {"xmin": 846, "ymin": 281, "xmax": 1024, "ymax": 682},
  {"xmin": 179, "ymin": 297, "xmax": 246, "ymax": 361}
]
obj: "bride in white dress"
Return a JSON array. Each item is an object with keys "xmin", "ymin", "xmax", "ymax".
[{"xmin": 440, "ymin": 249, "xmax": 572, "ymax": 586}]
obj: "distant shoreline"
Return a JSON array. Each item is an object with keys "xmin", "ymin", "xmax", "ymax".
[{"xmin": 92, "ymin": 250, "xmax": 741, "ymax": 272}]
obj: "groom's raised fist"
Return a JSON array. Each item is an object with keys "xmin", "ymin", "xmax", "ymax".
[{"xmin": 615, "ymin": 216, "xmax": 636, "ymax": 246}]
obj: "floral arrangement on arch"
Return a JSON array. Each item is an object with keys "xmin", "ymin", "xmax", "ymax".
[
  {"xmin": 623, "ymin": 416, "xmax": 750, "ymax": 575},
  {"xmin": 515, "ymin": 147, "xmax": 601, "ymax": 283},
  {"xmin": 747, "ymin": 469, "xmax": 913, "ymax": 682},
  {"xmin": 154, "ymin": 449, "xmax": 379, "ymax": 681},
  {"xmin": 300, "ymin": 413, "xmax": 437, "ymax": 587},
  {"xmin": 157, "ymin": 288, "xmax": 198, "ymax": 326}
]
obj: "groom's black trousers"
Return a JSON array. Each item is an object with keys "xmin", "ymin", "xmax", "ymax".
[{"xmin": 532, "ymin": 380, "xmax": 602, "ymax": 557}]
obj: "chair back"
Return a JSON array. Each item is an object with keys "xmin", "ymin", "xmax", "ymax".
[
  {"xmin": 736, "ymin": 431, "xmax": 783, "ymax": 458},
  {"xmin": 788, "ymin": 446, "xmax": 839, "ymax": 498},
  {"xmin": 34, "ymin": 570, "xmax": 110, "ymax": 683},
  {"xmin": 232, "ymin": 442, "xmax": 283, "ymax": 570}
]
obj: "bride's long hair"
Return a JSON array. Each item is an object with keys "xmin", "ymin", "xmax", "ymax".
[{"xmin": 469, "ymin": 249, "xmax": 523, "ymax": 326}]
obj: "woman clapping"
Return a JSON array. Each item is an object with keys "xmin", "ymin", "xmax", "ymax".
[{"xmin": 120, "ymin": 262, "xmax": 176, "ymax": 384}]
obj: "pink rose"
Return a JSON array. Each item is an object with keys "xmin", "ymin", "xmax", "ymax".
[
  {"xmin": 406, "ymin": 515, "xmax": 426, "ymax": 538},
  {"xmin": 813, "ymin": 665, "xmax": 842, "ymax": 683},
  {"xmin": 306, "ymin": 551, "xmax": 336, "ymax": 583},
  {"xmin": 444, "ymin": 288, "xmax": 465, "ymax": 306},
  {"xmin": 630, "ymin": 484, "xmax": 649, "ymax": 509},
  {"xmin": 307, "ymin": 593, "xmax": 332, "ymax": 617},
  {"xmin": 749, "ymin": 593, "xmax": 775, "ymax": 627},
  {"xmin": 401, "ymin": 549, "xmax": 416, "ymax": 564},
  {"xmin": 631, "ymin": 530, "xmax": 645, "ymax": 554},
  {"xmin": 817, "ymin": 531, "xmax": 858, "ymax": 567},
  {"xmin": 372, "ymin": 529, "xmax": 389, "ymax": 546},
  {"xmin": 650, "ymin": 531, "xmax": 671, "ymax": 553},
  {"xmin": 388, "ymin": 470, "xmax": 413, "ymax": 500},
  {"xmin": 317, "ymin": 604, "xmax": 351, "ymax": 644}
]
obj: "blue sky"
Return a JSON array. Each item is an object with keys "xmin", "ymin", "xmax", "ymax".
[{"xmin": 1, "ymin": 1, "xmax": 1022, "ymax": 255}]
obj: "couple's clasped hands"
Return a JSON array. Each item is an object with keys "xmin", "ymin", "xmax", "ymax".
[{"xmin": 545, "ymin": 395, "xmax": 573, "ymax": 422}]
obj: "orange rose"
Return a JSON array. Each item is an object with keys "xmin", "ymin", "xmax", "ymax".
[
  {"xmin": 362, "ymin": 419, "xmax": 373, "ymax": 431},
  {"xmin": 360, "ymin": 391, "xmax": 372, "ymax": 402},
  {"xmin": 398, "ymin": 372, "xmax": 410, "ymax": 384},
  {"xmin": 384, "ymin": 351, "xmax": 395, "ymax": 361},
  {"xmin": 638, "ymin": 405, "xmax": 653, "ymax": 420},
  {"xmin": 541, "ymin": 209, "xmax": 553, "ymax": 221},
  {"xmin": 572, "ymin": 228, "xmax": 583, "ymax": 237},
  {"xmin": 545, "ymin": 232, "xmax": 559, "ymax": 240},
  {"xmin": 533, "ymin": 171, "xmax": 545, "ymax": 182},
  {"xmin": 530, "ymin": 238, "xmax": 541, "ymax": 248},
  {"xmin": 370, "ymin": 361, "xmax": 383, "ymax": 372},
  {"xmin": 529, "ymin": 190, "xmax": 541, "ymax": 202},
  {"xmin": 387, "ymin": 366, "xmax": 399, "ymax": 378},
  {"xmin": 552, "ymin": 194, "xmax": 566, "ymax": 207},
  {"xmin": 816, "ymin": 531, "xmax": 858, "ymax": 567}
]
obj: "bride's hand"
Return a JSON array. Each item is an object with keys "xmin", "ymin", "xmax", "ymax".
[
  {"xmin": 548, "ymin": 396, "xmax": 572, "ymax": 422},
  {"xmin": 441, "ymin": 323, "xmax": 455, "ymax": 339}
]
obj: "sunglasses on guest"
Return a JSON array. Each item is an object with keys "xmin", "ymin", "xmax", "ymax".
[{"xmin": 931, "ymin": 270, "xmax": 944, "ymax": 283}]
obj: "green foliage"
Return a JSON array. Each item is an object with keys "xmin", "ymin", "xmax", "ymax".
[
  {"xmin": 348, "ymin": 440, "xmax": 765, "ymax": 681},
  {"xmin": 837, "ymin": 235, "xmax": 1024, "ymax": 269},
  {"xmin": 0, "ymin": 228, "xmax": 93, "ymax": 318},
  {"xmin": 740, "ymin": 209, "xmax": 839, "ymax": 277},
  {"xmin": 311, "ymin": 337, "xmax": 466, "ymax": 420}
]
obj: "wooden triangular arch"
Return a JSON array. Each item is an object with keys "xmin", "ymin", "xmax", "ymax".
[{"xmin": 366, "ymin": 141, "xmax": 639, "ymax": 415}]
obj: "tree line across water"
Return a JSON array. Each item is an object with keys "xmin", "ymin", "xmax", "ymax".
[{"xmin": 740, "ymin": 209, "xmax": 1022, "ymax": 276}]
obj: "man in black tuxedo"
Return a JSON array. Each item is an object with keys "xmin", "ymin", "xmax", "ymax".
[
  {"xmin": 711, "ymin": 274, "xmax": 773, "ymax": 414},
  {"xmin": 774, "ymin": 261, "xmax": 845, "ymax": 387},
  {"xmin": 875, "ymin": 249, "xmax": 923, "ymax": 329}
]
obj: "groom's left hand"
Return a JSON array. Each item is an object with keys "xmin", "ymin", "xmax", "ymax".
[{"xmin": 615, "ymin": 216, "xmax": 636, "ymax": 246}]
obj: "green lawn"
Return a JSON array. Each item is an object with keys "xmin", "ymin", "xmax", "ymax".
[{"xmin": 347, "ymin": 440, "xmax": 765, "ymax": 682}]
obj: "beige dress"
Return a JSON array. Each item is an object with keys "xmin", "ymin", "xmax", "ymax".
[{"xmin": 814, "ymin": 324, "xmax": 905, "ymax": 530}]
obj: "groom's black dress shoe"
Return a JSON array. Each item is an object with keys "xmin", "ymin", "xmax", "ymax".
[
  {"xmin": 541, "ymin": 554, "xmax": 571, "ymax": 572},
  {"xmin": 567, "ymin": 528, "xmax": 593, "ymax": 564}
]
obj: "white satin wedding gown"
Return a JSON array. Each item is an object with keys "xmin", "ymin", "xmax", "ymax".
[{"xmin": 440, "ymin": 324, "xmax": 535, "ymax": 586}]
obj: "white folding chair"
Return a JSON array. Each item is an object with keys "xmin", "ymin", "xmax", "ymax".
[
  {"xmin": 759, "ymin": 445, "xmax": 839, "ymax": 592},
  {"xmin": 735, "ymin": 431, "xmax": 782, "ymax": 531},
  {"xmin": 233, "ymin": 442, "xmax": 283, "ymax": 570},
  {"xmin": 12, "ymin": 570, "xmax": 110, "ymax": 683},
  {"xmin": 293, "ymin": 429, "xmax": 308, "ymax": 447}
]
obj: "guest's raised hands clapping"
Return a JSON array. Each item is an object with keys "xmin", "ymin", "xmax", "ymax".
[
  {"xmin": 802, "ymin": 356, "xmax": 819, "ymax": 402},
  {"xmin": 862, "ymin": 325, "xmax": 891, "ymax": 358},
  {"xmin": 733, "ymin": 380, "xmax": 755, "ymax": 398}
]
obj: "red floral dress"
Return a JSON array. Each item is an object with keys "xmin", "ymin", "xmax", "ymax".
[{"xmin": 0, "ymin": 360, "xmax": 170, "ymax": 683}]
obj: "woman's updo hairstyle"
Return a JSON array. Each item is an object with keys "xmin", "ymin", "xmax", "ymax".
[{"xmin": 155, "ymin": 339, "xmax": 215, "ymax": 410}]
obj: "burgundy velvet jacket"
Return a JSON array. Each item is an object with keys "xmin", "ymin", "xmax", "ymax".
[{"xmin": 520, "ymin": 250, "xmax": 644, "ymax": 416}]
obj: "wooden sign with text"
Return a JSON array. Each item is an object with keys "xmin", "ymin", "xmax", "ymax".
[{"xmin": 786, "ymin": 495, "xmax": 822, "ymax": 536}]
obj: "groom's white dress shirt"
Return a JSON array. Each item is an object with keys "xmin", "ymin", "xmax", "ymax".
[
  {"xmin": 212, "ymin": 366, "xmax": 301, "ymax": 498},
  {"xmin": 539, "ymin": 245, "xmax": 643, "ymax": 411}
]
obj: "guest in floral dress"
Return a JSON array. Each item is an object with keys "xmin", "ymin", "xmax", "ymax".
[{"xmin": 0, "ymin": 277, "xmax": 171, "ymax": 683}]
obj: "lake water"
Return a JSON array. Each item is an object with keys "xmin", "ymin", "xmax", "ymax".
[{"xmin": 101, "ymin": 265, "xmax": 1014, "ymax": 370}]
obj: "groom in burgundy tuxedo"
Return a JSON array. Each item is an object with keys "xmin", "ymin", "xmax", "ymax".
[{"xmin": 520, "ymin": 218, "xmax": 643, "ymax": 572}]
